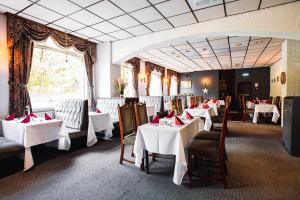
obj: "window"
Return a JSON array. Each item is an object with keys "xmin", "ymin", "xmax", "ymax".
[
  {"xmin": 121, "ymin": 64, "xmax": 136, "ymax": 97},
  {"xmin": 170, "ymin": 76, "xmax": 178, "ymax": 96},
  {"xmin": 149, "ymin": 70, "xmax": 162, "ymax": 96},
  {"xmin": 28, "ymin": 37, "xmax": 88, "ymax": 110}
]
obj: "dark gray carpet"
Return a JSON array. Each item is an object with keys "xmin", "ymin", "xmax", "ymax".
[{"xmin": 1, "ymin": 122, "xmax": 300, "ymax": 200}]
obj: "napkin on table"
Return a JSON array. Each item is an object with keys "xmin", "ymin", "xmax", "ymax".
[
  {"xmin": 202, "ymin": 103, "xmax": 210, "ymax": 109},
  {"xmin": 30, "ymin": 112, "xmax": 37, "ymax": 118},
  {"xmin": 5, "ymin": 112, "xmax": 14, "ymax": 121},
  {"xmin": 174, "ymin": 115, "xmax": 184, "ymax": 126},
  {"xmin": 185, "ymin": 111, "xmax": 193, "ymax": 119},
  {"xmin": 151, "ymin": 115, "xmax": 159, "ymax": 124},
  {"xmin": 45, "ymin": 113, "xmax": 53, "ymax": 120},
  {"xmin": 166, "ymin": 111, "xmax": 175, "ymax": 118},
  {"xmin": 96, "ymin": 108, "xmax": 101, "ymax": 113},
  {"xmin": 21, "ymin": 115, "xmax": 31, "ymax": 123}
]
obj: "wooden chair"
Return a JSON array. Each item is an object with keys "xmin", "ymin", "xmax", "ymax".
[
  {"xmin": 118, "ymin": 103, "xmax": 137, "ymax": 165},
  {"xmin": 187, "ymin": 110, "xmax": 228, "ymax": 188},
  {"xmin": 241, "ymin": 95, "xmax": 254, "ymax": 122},
  {"xmin": 177, "ymin": 98, "xmax": 183, "ymax": 115},
  {"xmin": 171, "ymin": 99, "xmax": 178, "ymax": 112},
  {"xmin": 134, "ymin": 102, "xmax": 148, "ymax": 127},
  {"xmin": 190, "ymin": 96, "xmax": 196, "ymax": 108}
]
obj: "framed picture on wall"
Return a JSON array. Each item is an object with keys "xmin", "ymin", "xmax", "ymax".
[{"xmin": 181, "ymin": 80, "xmax": 192, "ymax": 89}]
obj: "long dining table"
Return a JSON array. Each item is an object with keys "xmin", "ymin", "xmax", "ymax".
[
  {"xmin": 183, "ymin": 107, "xmax": 216, "ymax": 131},
  {"xmin": 134, "ymin": 116, "xmax": 201, "ymax": 185}
]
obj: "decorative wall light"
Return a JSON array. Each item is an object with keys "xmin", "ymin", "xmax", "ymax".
[
  {"xmin": 139, "ymin": 73, "xmax": 146, "ymax": 83},
  {"xmin": 281, "ymin": 72, "xmax": 286, "ymax": 84},
  {"xmin": 202, "ymin": 79, "xmax": 209, "ymax": 94},
  {"xmin": 276, "ymin": 73, "xmax": 280, "ymax": 82},
  {"xmin": 255, "ymin": 82, "xmax": 259, "ymax": 90}
]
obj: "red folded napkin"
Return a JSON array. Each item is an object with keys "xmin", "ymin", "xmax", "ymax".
[
  {"xmin": 204, "ymin": 100, "xmax": 209, "ymax": 103},
  {"xmin": 45, "ymin": 113, "xmax": 52, "ymax": 120},
  {"xmin": 212, "ymin": 99, "xmax": 217, "ymax": 103},
  {"xmin": 30, "ymin": 112, "xmax": 37, "ymax": 118},
  {"xmin": 166, "ymin": 111, "xmax": 175, "ymax": 118},
  {"xmin": 21, "ymin": 115, "xmax": 30, "ymax": 123},
  {"xmin": 151, "ymin": 115, "xmax": 159, "ymax": 124},
  {"xmin": 5, "ymin": 112, "xmax": 14, "ymax": 121},
  {"xmin": 202, "ymin": 103, "xmax": 210, "ymax": 109},
  {"xmin": 175, "ymin": 115, "xmax": 184, "ymax": 126},
  {"xmin": 96, "ymin": 108, "xmax": 101, "ymax": 113},
  {"xmin": 266, "ymin": 99, "xmax": 272, "ymax": 104},
  {"xmin": 186, "ymin": 111, "xmax": 193, "ymax": 119}
]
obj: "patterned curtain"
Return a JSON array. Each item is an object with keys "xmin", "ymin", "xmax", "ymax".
[
  {"xmin": 7, "ymin": 13, "xmax": 97, "ymax": 116},
  {"xmin": 166, "ymin": 69, "xmax": 181, "ymax": 96},
  {"xmin": 177, "ymin": 73, "xmax": 181, "ymax": 95},
  {"xmin": 126, "ymin": 57, "xmax": 140, "ymax": 97},
  {"xmin": 145, "ymin": 62, "xmax": 165, "ymax": 96}
]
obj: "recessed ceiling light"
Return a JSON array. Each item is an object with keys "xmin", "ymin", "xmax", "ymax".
[
  {"xmin": 236, "ymin": 43, "xmax": 242, "ymax": 47},
  {"xmin": 171, "ymin": 52, "xmax": 175, "ymax": 54},
  {"xmin": 185, "ymin": 50, "xmax": 190, "ymax": 52},
  {"xmin": 203, "ymin": 48, "xmax": 207, "ymax": 51},
  {"xmin": 176, "ymin": 55, "xmax": 181, "ymax": 58}
]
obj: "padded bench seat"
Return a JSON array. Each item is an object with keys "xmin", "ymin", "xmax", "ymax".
[{"xmin": 0, "ymin": 137, "xmax": 24, "ymax": 160}]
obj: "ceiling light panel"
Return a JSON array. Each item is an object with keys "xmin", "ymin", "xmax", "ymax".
[
  {"xmin": 187, "ymin": 0, "xmax": 223, "ymax": 10},
  {"xmin": 87, "ymin": 0, "xmax": 124, "ymax": 20}
]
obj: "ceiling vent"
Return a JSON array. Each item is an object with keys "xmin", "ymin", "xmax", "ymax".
[{"xmin": 190, "ymin": 0, "xmax": 222, "ymax": 9}]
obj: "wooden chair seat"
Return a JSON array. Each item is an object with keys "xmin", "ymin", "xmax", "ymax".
[
  {"xmin": 195, "ymin": 130, "xmax": 220, "ymax": 140},
  {"xmin": 189, "ymin": 139, "xmax": 219, "ymax": 158},
  {"xmin": 211, "ymin": 115, "xmax": 223, "ymax": 123},
  {"xmin": 123, "ymin": 133, "xmax": 136, "ymax": 145}
]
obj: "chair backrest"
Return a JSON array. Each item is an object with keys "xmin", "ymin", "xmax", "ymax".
[
  {"xmin": 134, "ymin": 102, "xmax": 148, "ymax": 127},
  {"xmin": 171, "ymin": 99, "xmax": 178, "ymax": 111},
  {"xmin": 55, "ymin": 99, "xmax": 88, "ymax": 131},
  {"xmin": 118, "ymin": 103, "xmax": 136, "ymax": 140},
  {"xmin": 177, "ymin": 98, "xmax": 183, "ymax": 114},
  {"xmin": 139, "ymin": 96, "xmax": 163, "ymax": 114},
  {"xmin": 190, "ymin": 96, "xmax": 196, "ymax": 107},
  {"xmin": 275, "ymin": 96, "xmax": 281, "ymax": 109},
  {"xmin": 219, "ymin": 107, "xmax": 229, "ymax": 157},
  {"xmin": 197, "ymin": 96, "xmax": 204, "ymax": 104}
]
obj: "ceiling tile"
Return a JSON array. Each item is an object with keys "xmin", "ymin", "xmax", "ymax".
[
  {"xmin": 126, "ymin": 25, "xmax": 152, "ymax": 36},
  {"xmin": 168, "ymin": 12, "xmax": 197, "ymax": 27},
  {"xmin": 155, "ymin": 0, "xmax": 190, "ymax": 17},
  {"xmin": 209, "ymin": 38, "xmax": 228, "ymax": 49},
  {"xmin": 260, "ymin": 0, "xmax": 296, "ymax": 9},
  {"xmin": 91, "ymin": 21, "xmax": 120, "ymax": 33},
  {"xmin": 109, "ymin": 15, "xmax": 140, "ymax": 29},
  {"xmin": 87, "ymin": 0, "xmax": 124, "ymax": 20},
  {"xmin": 173, "ymin": 44, "xmax": 191, "ymax": 50},
  {"xmin": 226, "ymin": 0, "xmax": 260, "ymax": 16},
  {"xmin": 0, "ymin": 0, "xmax": 31, "ymax": 11},
  {"xmin": 194, "ymin": 5, "xmax": 225, "ymax": 22},
  {"xmin": 71, "ymin": 32, "xmax": 89, "ymax": 39},
  {"xmin": 69, "ymin": 0, "xmax": 103, "ymax": 7},
  {"xmin": 76, "ymin": 27, "xmax": 102, "ymax": 38},
  {"xmin": 109, "ymin": 30, "xmax": 132, "ymax": 40},
  {"xmin": 0, "ymin": 4, "xmax": 17, "ymax": 13},
  {"xmin": 95, "ymin": 34, "xmax": 116, "ymax": 41},
  {"xmin": 110, "ymin": 0, "xmax": 150, "ymax": 12},
  {"xmin": 148, "ymin": 0, "xmax": 168, "ymax": 4},
  {"xmin": 130, "ymin": 6, "xmax": 163, "ymax": 23},
  {"xmin": 23, "ymin": 4, "xmax": 63, "ymax": 22},
  {"xmin": 231, "ymin": 51, "xmax": 246, "ymax": 57},
  {"xmin": 145, "ymin": 19, "xmax": 172, "ymax": 31},
  {"xmin": 54, "ymin": 17, "xmax": 85, "ymax": 31},
  {"xmin": 69, "ymin": 10, "xmax": 103, "ymax": 26},
  {"xmin": 38, "ymin": 0, "xmax": 81, "ymax": 15},
  {"xmin": 187, "ymin": 0, "xmax": 223, "ymax": 10},
  {"xmin": 48, "ymin": 24, "xmax": 71, "ymax": 32},
  {"xmin": 18, "ymin": 13, "xmax": 48, "ymax": 24}
]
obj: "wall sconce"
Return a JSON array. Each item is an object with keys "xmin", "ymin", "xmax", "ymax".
[
  {"xmin": 255, "ymin": 82, "xmax": 259, "ymax": 90},
  {"xmin": 276, "ymin": 73, "xmax": 280, "ymax": 82},
  {"xmin": 202, "ymin": 79, "xmax": 209, "ymax": 94},
  {"xmin": 139, "ymin": 73, "xmax": 146, "ymax": 83},
  {"xmin": 163, "ymin": 77, "xmax": 168, "ymax": 85}
]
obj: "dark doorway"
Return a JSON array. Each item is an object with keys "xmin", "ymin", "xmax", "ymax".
[{"xmin": 238, "ymin": 81, "xmax": 252, "ymax": 98}]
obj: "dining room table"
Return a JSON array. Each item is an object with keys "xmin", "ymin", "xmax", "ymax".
[
  {"xmin": 184, "ymin": 107, "xmax": 217, "ymax": 131},
  {"xmin": 134, "ymin": 116, "xmax": 201, "ymax": 185},
  {"xmin": 1, "ymin": 117, "xmax": 66, "ymax": 171},
  {"xmin": 253, "ymin": 104, "xmax": 280, "ymax": 124},
  {"xmin": 88, "ymin": 112, "xmax": 114, "ymax": 139}
]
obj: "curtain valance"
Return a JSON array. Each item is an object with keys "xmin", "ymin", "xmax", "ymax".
[{"xmin": 6, "ymin": 13, "xmax": 97, "ymax": 116}]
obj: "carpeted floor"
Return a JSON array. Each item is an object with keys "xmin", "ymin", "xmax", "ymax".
[{"xmin": 1, "ymin": 122, "xmax": 300, "ymax": 200}]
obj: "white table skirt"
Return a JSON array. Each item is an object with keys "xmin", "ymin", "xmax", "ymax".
[
  {"xmin": 134, "ymin": 117, "xmax": 200, "ymax": 185},
  {"xmin": 184, "ymin": 108, "xmax": 216, "ymax": 131},
  {"xmin": 146, "ymin": 105, "xmax": 155, "ymax": 117},
  {"xmin": 89, "ymin": 112, "xmax": 114, "ymax": 140},
  {"xmin": 253, "ymin": 104, "xmax": 280, "ymax": 123},
  {"xmin": 1, "ymin": 118, "xmax": 64, "ymax": 171}
]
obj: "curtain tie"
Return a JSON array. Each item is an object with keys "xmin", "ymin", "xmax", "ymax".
[{"xmin": 8, "ymin": 81, "xmax": 27, "ymax": 88}]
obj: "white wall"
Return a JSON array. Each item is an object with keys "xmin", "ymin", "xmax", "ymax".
[
  {"xmin": 270, "ymin": 59, "xmax": 283, "ymax": 97},
  {"xmin": 0, "ymin": 14, "xmax": 8, "ymax": 119}
]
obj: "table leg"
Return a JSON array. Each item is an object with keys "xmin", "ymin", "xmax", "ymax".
[{"xmin": 145, "ymin": 150, "xmax": 149, "ymax": 173}]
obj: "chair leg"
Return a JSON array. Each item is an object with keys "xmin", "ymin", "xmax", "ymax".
[
  {"xmin": 152, "ymin": 153, "xmax": 157, "ymax": 161},
  {"xmin": 187, "ymin": 152, "xmax": 192, "ymax": 182},
  {"xmin": 119, "ymin": 143, "xmax": 124, "ymax": 164},
  {"xmin": 219, "ymin": 156, "xmax": 227, "ymax": 188},
  {"xmin": 131, "ymin": 146, "xmax": 134, "ymax": 157},
  {"xmin": 145, "ymin": 150, "xmax": 149, "ymax": 173},
  {"xmin": 140, "ymin": 151, "xmax": 145, "ymax": 171}
]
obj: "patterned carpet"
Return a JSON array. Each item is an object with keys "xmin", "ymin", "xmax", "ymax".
[{"xmin": 0, "ymin": 122, "xmax": 300, "ymax": 200}]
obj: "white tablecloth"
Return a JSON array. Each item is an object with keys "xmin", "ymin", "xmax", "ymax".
[
  {"xmin": 246, "ymin": 101, "xmax": 255, "ymax": 109},
  {"xmin": 206, "ymin": 103, "xmax": 219, "ymax": 116},
  {"xmin": 184, "ymin": 108, "xmax": 216, "ymax": 131},
  {"xmin": 1, "ymin": 118, "xmax": 64, "ymax": 170},
  {"xmin": 134, "ymin": 117, "xmax": 200, "ymax": 185},
  {"xmin": 89, "ymin": 112, "xmax": 114, "ymax": 140},
  {"xmin": 146, "ymin": 105, "xmax": 155, "ymax": 116},
  {"xmin": 253, "ymin": 104, "xmax": 280, "ymax": 123}
]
